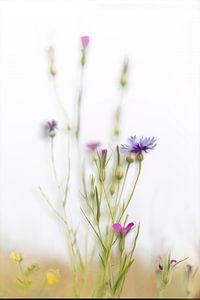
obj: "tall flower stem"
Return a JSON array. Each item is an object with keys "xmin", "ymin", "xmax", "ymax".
[
  {"xmin": 118, "ymin": 160, "xmax": 142, "ymax": 222},
  {"xmin": 50, "ymin": 138, "xmax": 60, "ymax": 192},
  {"xmin": 76, "ymin": 68, "xmax": 84, "ymax": 142}
]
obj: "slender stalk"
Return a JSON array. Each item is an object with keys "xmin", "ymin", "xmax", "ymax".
[
  {"xmin": 52, "ymin": 78, "xmax": 70, "ymax": 123},
  {"xmin": 50, "ymin": 138, "xmax": 60, "ymax": 191},
  {"xmin": 118, "ymin": 161, "xmax": 142, "ymax": 223}
]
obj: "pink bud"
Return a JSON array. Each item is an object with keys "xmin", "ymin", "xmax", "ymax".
[{"xmin": 81, "ymin": 36, "xmax": 90, "ymax": 48}]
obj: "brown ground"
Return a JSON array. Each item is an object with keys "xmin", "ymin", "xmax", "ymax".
[{"xmin": 0, "ymin": 251, "xmax": 199, "ymax": 298}]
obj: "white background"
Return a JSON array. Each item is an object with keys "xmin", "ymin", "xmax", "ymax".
[{"xmin": 0, "ymin": 0, "xmax": 200, "ymax": 263}]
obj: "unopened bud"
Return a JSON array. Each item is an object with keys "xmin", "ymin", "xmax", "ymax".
[
  {"xmin": 137, "ymin": 153, "xmax": 144, "ymax": 161},
  {"xmin": 120, "ymin": 73, "xmax": 128, "ymax": 87},
  {"xmin": 114, "ymin": 126, "xmax": 120, "ymax": 136},
  {"xmin": 49, "ymin": 130, "xmax": 56, "ymax": 138},
  {"xmin": 115, "ymin": 165, "xmax": 124, "ymax": 180},
  {"xmin": 126, "ymin": 154, "xmax": 134, "ymax": 164},
  {"xmin": 110, "ymin": 182, "xmax": 116, "ymax": 195},
  {"xmin": 90, "ymin": 188, "xmax": 95, "ymax": 199},
  {"xmin": 50, "ymin": 65, "xmax": 56, "ymax": 77},
  {"xmin": 67, "ymin": 122, "xmax": 72, "ymax": 131}
]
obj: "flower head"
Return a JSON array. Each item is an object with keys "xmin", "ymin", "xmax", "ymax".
[
  {"xmin": 86, "ymin": 142, "xmax": 101, "ymax": 152},
  {"xmin": 10, "ymin": 251, "xmax": 24, "ymax": 263},
  {"xmin": 46, "ymin": 120, "xmax": 58, "ymax": 138},
  {"xmin": 81, "ymin": 36, "xmax": 90, "ymax": 49},
  {"xmin": 46, "ymin": 269, "xmax": 60, "ymax": 285},
  {"xmin": 113, "ymin": 222, "xmax": 134, "ymax": 237},
  {"xmin": 101, "ymin": 148, "xmax": 107, "ymax": 160},
  {"xmin": 121, "ymin": 135, "xmax": 157, "ymax": 154}
]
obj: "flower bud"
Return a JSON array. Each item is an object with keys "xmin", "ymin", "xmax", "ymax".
[
  {"xmin": 49, "ymin": 130, "xmax": 56, "ymax": 138},
  {"xmin": 137, "ymin": 153, "xmax": 144, "ymax": 161},
  {"xmin": 115, "ymin": 165, "xmax": 124, "ymax": 180},
  {"xmin": 90, "ymin": 188, "xmax": 95, "ymax": 199},
  {"xmin": 126, "ymin": 154, "xmax": 134, "ymax": 164},
  {"xmin": 120, "ymin": 73, "xmax": 128, "ymax": 87},
  {"xmin": 110, "ymin": 182, "xmax": 116, "ymax": 196}
]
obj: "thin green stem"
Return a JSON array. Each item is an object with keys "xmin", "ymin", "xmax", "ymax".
[
  {"xmin": 50, "ymin": 138, "xmax": 60, "ymax": 191},
  {"xmin": 102, "ymin": 182, "xmax": 114, "ymax": 224},
  {"xmin": 118, "ymin": 161, "xmax": 142, "ymax": 223}
]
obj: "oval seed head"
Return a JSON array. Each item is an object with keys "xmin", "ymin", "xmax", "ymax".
[
  {"xmin": 115, "ymin": 165, "xmax": 124, "ymax": 180},
  {"xmin": 126, "ymin": 153, "xmax": 134, "ymax": 164}
]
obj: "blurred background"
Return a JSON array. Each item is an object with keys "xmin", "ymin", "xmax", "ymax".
[{"xmin": 0, "ymin": 0, "xmax": 200, "ymax": 269}]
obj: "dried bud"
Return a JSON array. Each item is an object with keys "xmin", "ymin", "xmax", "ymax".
[
  {"xmin": 115, "ymin": 165, "xmax": 124, "ymax": 180},
  {"xmin": 137, "ymin": 153, "xmax": 144, "ymax": 161},
  {"xmin": 126, "ymin": 154, "xmax": 134, "ymax": 164}
]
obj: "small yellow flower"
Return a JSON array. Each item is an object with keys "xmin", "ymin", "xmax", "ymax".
[
  {"xmin": 10, "ymin": 251, "xmax": 24, "ymax": 263},
  {"xmin": 46, "ymin": 269, "xmax": 60, "ymax": 285}
]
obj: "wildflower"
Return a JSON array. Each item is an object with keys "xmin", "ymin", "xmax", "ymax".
[
  {"xmin": 101, "ymin": 149, "xmax": 107, "ymax": 160},
  {"xmin": 46, "ymin": 120, "xmax": 58, "ymax": 138},
  {"xmin": 113, "ymin": 222, "xmax": 134, "ymax": 236},
  {"xmin": 46, "ymin": 269, "xmax": 60, "ymax": 285},
  {"xmin": 158, "ymin": 258, "xmax": 177, "ymax": 272},
  {"xmin": 86, "ymin": 142, "xmax": 101, "ymax": 152},
  {"xmin": 10, "ymin": 251, "xmax": 24, "ymax": 263},
  {"xmin": 81, "ymin": 36, "xmax": 90, "ymax": 49},
  {"xmin": 121, "ymin": 135, "xmax": 157, "ymax": 158},
  {"xmin": 80, "ymin": 36, "xmax": 90, "ymax": 66}
]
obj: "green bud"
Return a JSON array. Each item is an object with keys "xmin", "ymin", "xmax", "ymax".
[
  {"xmin": 126, "ymin": 153, "xmax": 134, "ymax": 164},
  {"xmin": 120, "ymin": 73, "xmax": 128, "ymax": 87},
  {"xmin": 115, "ymin": 165, "xmax": 124, "ymax": 180},
  {"xmin": 109, "ymin": 182, "xmax": 116, "ymax": 196},
  {"xmin": 49, "ymin": 130, "xmax": 56, "ymax": 138}
]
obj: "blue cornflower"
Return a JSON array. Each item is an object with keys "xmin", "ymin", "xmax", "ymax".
[{"xmin": 121, "ymin": 135, "xmax": 157, "ymax": 154}]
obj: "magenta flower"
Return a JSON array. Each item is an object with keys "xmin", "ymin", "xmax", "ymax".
[
  {"xmin": 81, "ymin": 36, "xmax": 90, "ymax": 49},
  {"xmin": 46, "ymin": 120, "xmax": 58, "ymax": 132},
  {"xmin": 86, "ymin": 142, "xmax": 101, "ymax": 152},
  {"xmin": 45, "ymin": 120, "xmax": 58, "ymax": 138},
  {"xmin": 113, "ymin": 222, "xmax": 134, "ymax": 236},
  {"xmin": 121, "ymin": 135, "xmax": 157, "ymax": 154},
  {"xmin": 101, "ymin": 148, "xmax": 107, "ymax": 160}
]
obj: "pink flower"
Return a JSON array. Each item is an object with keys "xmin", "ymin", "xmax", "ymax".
[
  {"xmin": 81, "ymin": 36, "xmax": 90, "ymax": 49},
  {"xmin": 86, "ymin": 142, "xmax": 101, "ymax": 152},
  {"xmin": 113, "ymin": 222, "xmax": 134, "ymax": 236}
]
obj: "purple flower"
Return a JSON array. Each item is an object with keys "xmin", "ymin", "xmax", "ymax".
[
  {"xmin": 86, "ymin": 142, "xmax": 101, "ymax": 152},
  {"xmin": 121, "ymin": 135, "xmax": 157, "ymax": 154},
  {"xmin": 170, "ymin": 259, "xmax": 177, "ymax": 266},
  {"xmin": 81, "ymin": 36, "xmax": 90, "ymax": 49},
  {"xmin": 158, "ymin": 264, "xmax": 163, "ymax": 271},
  {"xmin": 45, "ymin": 120, "xmax": 58, "ymax": 138},
  {"xmin": 101, "ymin": 149, "xmax": 107, "ymax": 160},
  {"xmin": 186, "ymin": 264, "xmax": 193, "ymax": 275},
  {"xmin": 47, "ymin": 120, "xmax": 58, "ymax": 132},
  {"xmin": 113, "ymin": 222, "xmax": 134, "ymax": 236}
]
